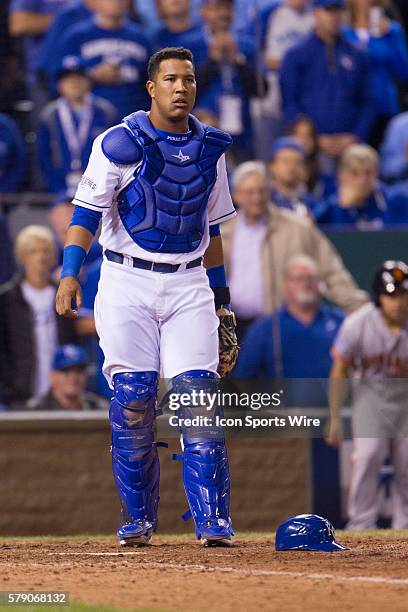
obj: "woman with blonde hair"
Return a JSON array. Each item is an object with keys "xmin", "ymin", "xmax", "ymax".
[
  {"xmin": 343, "ymin": 0, "xmax": 408, "ymax": 147},
  {"xmin": 0, "ymin": 225, "xmax": 78, "ymax": 408}
]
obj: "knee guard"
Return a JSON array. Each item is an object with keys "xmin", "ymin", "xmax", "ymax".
[
  {"xmin": 110, "ymin": 371, "xmax": 160, "ymax": 533},
  {"xmin": 172, "ymin": 370, "xmax": 233, "ymax": 541}
]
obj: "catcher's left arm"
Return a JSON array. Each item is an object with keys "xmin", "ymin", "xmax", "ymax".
[{"xmin": 204, "ymin": 228, "xmax": 239, "ymax": 377}]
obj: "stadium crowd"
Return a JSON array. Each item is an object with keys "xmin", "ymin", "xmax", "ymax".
[{"xmin": 0, "ymin": 0, "xmax": 407, "ymax": 528}]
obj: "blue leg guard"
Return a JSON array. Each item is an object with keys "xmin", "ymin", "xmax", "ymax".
[
  {"xmin": 173, "ymin": 371, "xmax": 234, "ymax": 544},
  {"xmin": 110, "ymin": 371, "xmax": 159, "ymax": 545}
]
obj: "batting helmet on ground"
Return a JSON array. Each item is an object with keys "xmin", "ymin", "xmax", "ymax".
[
  {"xmin": 275, "ymin": 514, "xmax": 348, "ymax": 551},
  {"xmin": 371, "ymin": 260, "xmax": 408, "ymax": 306}
]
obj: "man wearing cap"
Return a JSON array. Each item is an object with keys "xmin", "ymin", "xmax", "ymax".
[
  {"xmin": 37, "ymin": 66, "xmax": 116, "ymax": 197},
  {"xmin": 279, "ymin": 0, "xmax": 375, "ymax": 168},
  {"xmin": 267, "ymin": 136, "xmax": 319, "ymax": 218},
  {"xmin": 28, "ymin": 344, "xmax": 108, "ymax": 411},
  {"xmin": 327, "ymin": 261, "xmax": 408, "ymax": 529}
]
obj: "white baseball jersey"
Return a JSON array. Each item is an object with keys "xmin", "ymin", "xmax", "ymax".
[
  {"xmin": 333, "ymin": 303, "xmax": 408, "ymax": 378},
  {"xmin": 73, "ymin": 126, "xmax": 236, "ymax": 264}
]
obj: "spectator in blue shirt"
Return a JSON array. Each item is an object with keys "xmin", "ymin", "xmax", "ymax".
[
  {"xmin": 314, "ymin": 144, "xmax": 408, "ymax": 227},
  {"xmin": 38, "ymin": 0, "xmax": 95, "ymax": 90},
  {"xmin": 40, "ymin": 0, "xmax": 143, "ymax": 92},
  {"xmin": 233, "ymin": 254, "xmax": 344, "ymax": 404},
  {"xmin": 55, "ymin": 0, "xmax": 151, "ymax": 119},
  {"xmin": 280, "ymin": 0, "xmax": 375, "ymax": 170},
  {"xmin": 184, "ymin": 0, "xmax": 264, "ymax": 162},
  {"xmin": 0, "ymin": 113, "xmax": 26, "ymax": 194},
  {"xmin": 37, "ymin": 67, "xmax": 116, "ymax": 196},
  {"xmin": 380, "ymin": 111, "xmax": 408, "ymax": 183},
  {"xmin": 152, "ymin": 0, "xmax": 202, "ymax": 50},
  {"xmin": 343, "ymin": 0, "xmax": 408, "ymax": 149},
  {"xmin": 267, "ymin": 136, "xmax": 319, "ymax": 218}
]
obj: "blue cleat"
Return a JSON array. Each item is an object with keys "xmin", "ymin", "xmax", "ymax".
[
  {"xmin": 117, "ymin": 519, "xmax": 154, "ymax": 547},
  {"xmin": 200, "ymin": 518, "xmax": 234, "ymax": 547}
]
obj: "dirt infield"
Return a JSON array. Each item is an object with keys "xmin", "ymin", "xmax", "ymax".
[{"xmin": 0, "ymin": 532, "xmax": 407, "ymax": 612}]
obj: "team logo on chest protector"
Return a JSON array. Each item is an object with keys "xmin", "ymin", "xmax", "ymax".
[{"xmin": 117, "ymin": 111, "xmax": 232, "ymax": 253}]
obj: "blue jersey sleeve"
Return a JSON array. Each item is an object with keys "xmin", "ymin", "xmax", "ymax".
[{"xmin": 70, "ymin": 205, "xmax": 102, "ymax": 235}]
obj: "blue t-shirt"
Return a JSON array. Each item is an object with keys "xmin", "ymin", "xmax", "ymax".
[
  {"xmin": 233, "ymin": 304, "xmax": 344, "ymax": 406},
  {"xmin": 10, "ymin": 0, "xmax": 74, "ymax": 83},
  {"xmin": 343, "ymin": 22, "xmax": 408, "ymax": 117},
  {"xmin": 234, "ymin": 304, "xmax": 344, "ymax": 379},
  {"xmin": 280, "ymin": 33, "xmax": 375, "ymax": 140},
  {"xmin": 56, "ymin": 17, "xmax": 152, "ymax": 118},
  {"xmin": 38, "ymin": 0, "xmax": 92, "ymax": 84}
]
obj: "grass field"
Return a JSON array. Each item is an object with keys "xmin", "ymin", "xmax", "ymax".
[{"xmin": 0, "ymin": 531, "xmax": 407, "ymax": 612}]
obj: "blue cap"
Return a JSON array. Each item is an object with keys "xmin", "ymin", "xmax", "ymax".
[
  {"xmin": 53, "ymin": 345, "xmax": 87, "ymax": 371},
  {"xmin": 269, "ymin": 137, "xmax": 306, "ymax": 160},
  {"xmin": 275, "ymin": 514, "xmax": 349, "ymax": 551},
  {"xmin": 313, "ymin": 0, "xmax": 345, "ymax": 8}
]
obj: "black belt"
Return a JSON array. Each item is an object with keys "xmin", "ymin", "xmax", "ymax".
[{"xmin": 105, "ymin": 249, "xmax": 202, "ymax": 273}]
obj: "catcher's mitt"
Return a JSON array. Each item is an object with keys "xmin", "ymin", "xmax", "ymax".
[{"xmin": 217, "ymin": 309, "xmax": 239, "ymax": 377}]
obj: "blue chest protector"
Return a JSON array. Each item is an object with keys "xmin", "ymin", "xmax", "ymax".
[{"xmin": 102, "ymin": 111, "xmax": 232, "ymax": 253}]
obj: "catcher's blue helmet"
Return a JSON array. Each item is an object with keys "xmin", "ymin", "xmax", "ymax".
[{"xmin": 275, "ymin": 514, "xmax": 348, "ymax": 551}]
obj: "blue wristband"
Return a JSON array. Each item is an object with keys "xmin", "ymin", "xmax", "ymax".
[
  {"xmin": 209, "ymin": 224, "xmax": 220, "ymax": 237},
  {"xmin": 61, "ymin": 244, "xmax": 87, "ymax": 278},
  {"xmin": 207, "ymin": 265, "xmax": 230, "ymax": 309},
  {"xmin": 207, "ymin": 264, "xmax": 227, "ymax": 288}
]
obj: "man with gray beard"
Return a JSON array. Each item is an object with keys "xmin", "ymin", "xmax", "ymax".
[{"xmin": 233, "ymin": 254, "xmax": 344, "ymax": 397}]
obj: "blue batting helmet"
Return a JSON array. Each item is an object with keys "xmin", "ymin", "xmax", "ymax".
[{"xmin": 275, "ymin": 514, "xmax": 348, "ymax": 551}]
